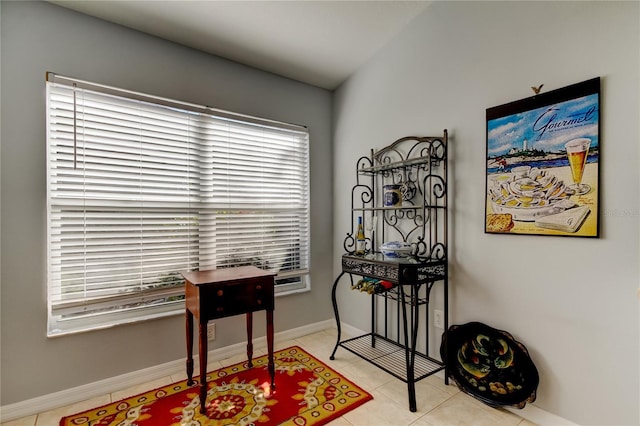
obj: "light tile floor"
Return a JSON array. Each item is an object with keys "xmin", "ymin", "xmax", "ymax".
[{"xmin": 2, "ymin": 329, "xmax": 537, "ymax": 426}]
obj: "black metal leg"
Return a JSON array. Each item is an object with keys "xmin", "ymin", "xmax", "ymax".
[
  {"xmin": 330, "ymin": 263, "xmax": 447, "ymax": 414},
  {"xmin": 409, "ymin": 286, "xmax": 421, "ymax": 410},
  {"xmin": 443, "ymin": 278, "xmax": 449, "ymax": 385},
  {"xmin": 371, "ymin": 293, "xmax": 376, "ymax": 348},
  {"xmin": 399, "ymin": 285, "xmax": 417, "ymax": 412},
  {"xmin": 330, "ymin": 272, "xmax": 346, "ymax": 360}
]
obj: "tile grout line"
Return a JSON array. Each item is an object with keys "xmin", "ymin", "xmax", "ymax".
[{"xmin": 8, "ymin": 330, "xmax": 533, "ymax": 426}]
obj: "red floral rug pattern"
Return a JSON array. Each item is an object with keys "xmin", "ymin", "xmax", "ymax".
[{"xmin": 60, "ymin": 346, "xmax": 372, "ymax": 425}]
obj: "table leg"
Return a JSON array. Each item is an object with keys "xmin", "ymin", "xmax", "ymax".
[
  {"xmin": 267, "ymin": 309, "xmax": 275, "ymax": 389},
  {"xmin": 246, "ymin": 312, "xmax": 253, "ymax": 368},
  {"xmin": 198, "ymin": 321, "xmax": 208, "ymax": 416},
  {"xmin": 186, "ymin": 309, "xmax": 194, "ymax": 385}
]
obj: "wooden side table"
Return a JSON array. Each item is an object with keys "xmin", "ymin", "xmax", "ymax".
[{"xmin": 182, "ymin": 266, "xmax": 276, "ymax": 417}]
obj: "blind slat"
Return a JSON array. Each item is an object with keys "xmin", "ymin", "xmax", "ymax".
[{"xmin": 47, "ymin": 76, "xmax": 310, "ymax": 336}]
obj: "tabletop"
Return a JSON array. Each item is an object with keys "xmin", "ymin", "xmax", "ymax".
[{"xmin": 182, "ymin": 266, "xmax": 276, "ymax": 286}]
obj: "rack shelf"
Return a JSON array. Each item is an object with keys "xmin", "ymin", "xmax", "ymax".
[
  {"xmin": 331, "ymin": 131, "xmax": 449, "ymax": 413},
  {"xmin": 358, "ymin": 155, "xmax": 432, "ymax": 174},
  {"xmin": 351, "ymin": 206, "xmax": 447, "ymax": 212},
  {"xmin": 339, "ymin": 334, "xmax": 445, "ymax": 383}
]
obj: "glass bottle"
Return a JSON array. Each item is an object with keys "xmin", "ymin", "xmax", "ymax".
[{"xmin": 356, "ymin": 216, "xmax": 366, "ymax": 255}]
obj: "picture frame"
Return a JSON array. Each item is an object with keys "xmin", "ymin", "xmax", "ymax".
[{"xmin": 485, "ymin": 77, "xmax": 600, "ymax": 237}]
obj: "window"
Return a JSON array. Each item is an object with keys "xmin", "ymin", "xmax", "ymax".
[{"xmin": 46, "ymin": 73, "xmax": 310, "ymax": 336}]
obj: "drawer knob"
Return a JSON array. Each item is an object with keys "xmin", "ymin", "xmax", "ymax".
[
  {"xmin": 216, "ymin": 306, "xmax": 224, "ymax": 312},
  {"xmin": 257, "ymin": 299, "xmax": 262, "ymax": 305},
  {"xmin": 217, "ymin": 290, "xmax": 224, "ymax": 297},
  {"xmin": 256, "ymin": 285, "xmax": 262, "ymax": 290}
]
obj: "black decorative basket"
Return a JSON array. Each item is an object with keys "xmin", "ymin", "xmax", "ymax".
[{"xmin": 441, "ymin": 322, "xmax": 539, "ymax": 408}]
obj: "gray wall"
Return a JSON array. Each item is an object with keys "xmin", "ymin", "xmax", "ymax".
[
  {"xmin": 333, "ymin": 1, "xmax": 639, "ymax": 425},
  {"xmin": 0, "ymin": 1, "xmax": 333, "ymax": 404}
]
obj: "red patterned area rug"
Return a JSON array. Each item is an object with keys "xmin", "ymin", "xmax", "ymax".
[{"xmin": 60, "ymin": 346, "xmax": 372, "ymax": 425}]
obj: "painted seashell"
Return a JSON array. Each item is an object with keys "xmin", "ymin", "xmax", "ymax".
[
  {"xmin": 528, "ymin": 167, "xmax": 542, "ymax": 179},
  {"xmin": 545, "ymin": 181, "xmax": 566, "ymax": 198},
  {"xmin": 538, "ymin": 174, "xmax": 557, "ymax": 190}
]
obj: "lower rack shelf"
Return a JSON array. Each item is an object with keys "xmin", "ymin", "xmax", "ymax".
[{"xmin": 337, "ymin": 333, "xmax": 445, "ymax": 383}]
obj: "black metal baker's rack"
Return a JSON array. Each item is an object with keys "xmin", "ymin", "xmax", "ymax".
[{"xmin": 330, "ymin": 131, "xmax": 449, "ymax": 412}]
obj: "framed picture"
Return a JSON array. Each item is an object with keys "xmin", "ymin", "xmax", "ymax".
[{"xmin": 485, "ymin": 77, "xmax": 600, "ymax": 237}]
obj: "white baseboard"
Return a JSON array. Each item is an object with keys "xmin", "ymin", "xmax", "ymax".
[
  {"xmin": 505, "ymin": 404, "xmax": 579, "ymax": 426},
  {"xmin": 335, "ymin": 321, "xmax": 366, "ymax": 339},
  {"xmin": 335, "ymin": 322, "xmax": 577, "ymax": 426},
  {"xmin": 1, "ymin": 319, "xmax": 575, "ymax": 426},
  {"xmin": 0, "ymin": 319, "xmax": 334, "ymax": 422}
]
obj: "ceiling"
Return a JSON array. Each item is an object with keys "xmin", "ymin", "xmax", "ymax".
[{"xmin": 48, "ymin": 1, "xmax": 432, "ymax": 90}]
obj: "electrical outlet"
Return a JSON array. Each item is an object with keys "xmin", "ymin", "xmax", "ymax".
[
  {"xmin": 207, "ymin": 323, "xmax": 216, "ymax": 340},
  {"xmin": 434, "ymin": 310, "xmax": 444, "ymax": 329}
]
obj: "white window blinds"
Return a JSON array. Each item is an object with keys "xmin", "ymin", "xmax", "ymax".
[{"xmin": 46, "ymin": 73, "xmax": 310, "ymax": 336}]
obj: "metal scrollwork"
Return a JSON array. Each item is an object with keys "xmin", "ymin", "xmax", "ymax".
[
  {"xmin": 430, "ymin": 138, "xmax": 447, "ymax": 163},
  {"xmin": 345, "ymin": 131, "xmax": 447, "ymax": 269},
  {"xmin": 335, "ymin": 131, "xmax": 448, "ymax": 413},
  {"xmin": 343, "ymin": 236, "xmax": 374, "ymax": 256},
  {"xmin": 343, "ymin": 154, "xmax": 375, "ymax": 253},
  {"xmin": 356, "ymin": 156, "xmax": 373, "ymax": 177},
  {"xmin": 423, "ymin": 174, "xmax": 446, "ymax": 204},
  {"xmin": 353, "ymin": 184, "xmax": 373, "ymax": 207},
  {"xmin": 342, "ymin": 257, "xmax": 399, "ymax": 281},
  {"xmin": 400, "ymin": 180, "xmax": 417, "ymax": 202},
  {"xmin": 417, "ymin": 263, "xmax": 446, "ymax": 281},
  {"xmin": 343, "ymin": 232, "xmax": 355, "ymax": 253},
  {"xmin": 429, "ymin": 242, "xmax": 447, "ymax": 261},
  {"xmin": 414, "ymin": 240, "xmax": 446, "ymax": 261}
]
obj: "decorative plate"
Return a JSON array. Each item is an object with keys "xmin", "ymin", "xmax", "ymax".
[
  {"xmin": 487, "ymin": 167, "xmax": 576, "ymax": 222},
  {"xmin": 441, "ymin": 322, "xmax": 539, "ymax": 408}
]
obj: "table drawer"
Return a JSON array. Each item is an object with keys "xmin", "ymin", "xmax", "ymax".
[{"xmin": 205, "ymin": 279, "xmax": 274, "ymax": 318}]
